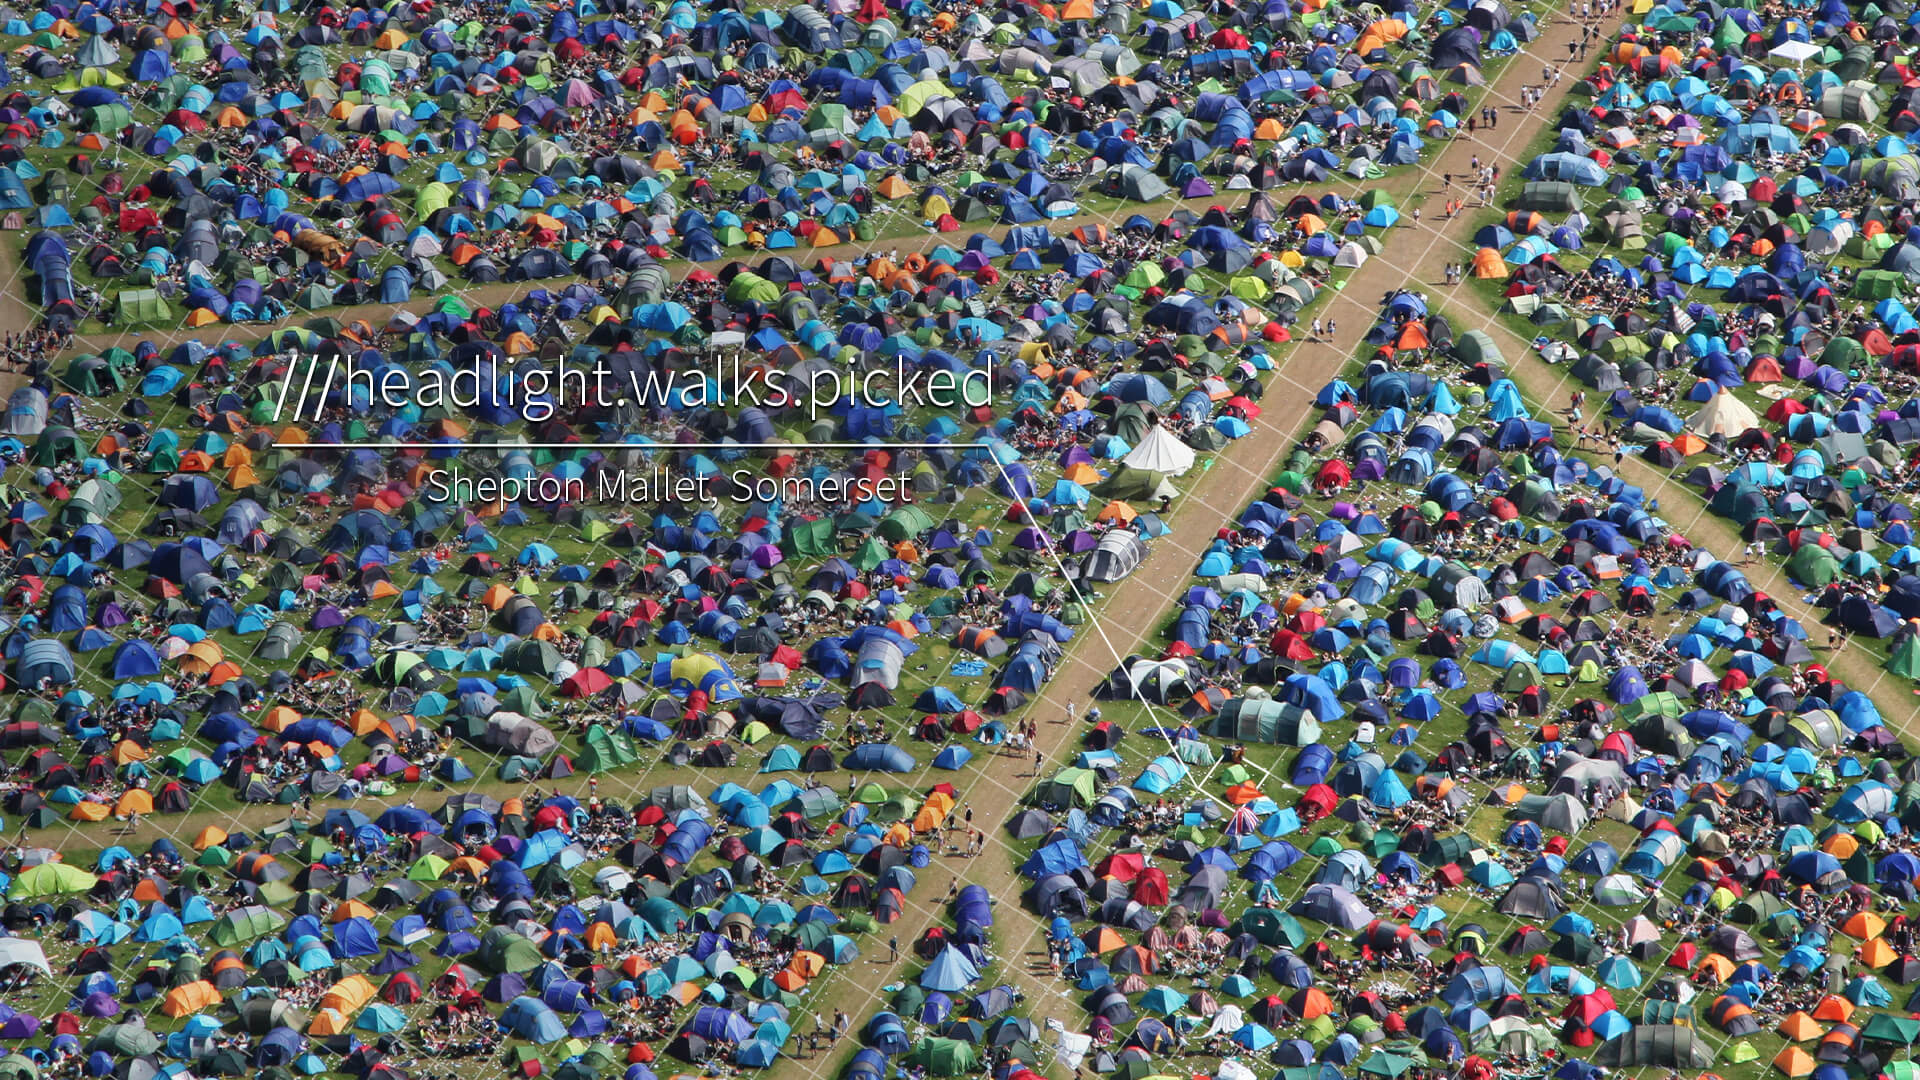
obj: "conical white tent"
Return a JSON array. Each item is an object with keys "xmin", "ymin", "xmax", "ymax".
[
  {"xmin": 1123, "ymin": 424, "xmax": 1197, "ymax": 475},
  {"xmin": 1685, "ymin": 391, "xmax": 1761, "ymax": 438}
]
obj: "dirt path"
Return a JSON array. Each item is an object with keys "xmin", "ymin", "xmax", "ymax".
[
  {"xmin": 782, "ymin": 14, "xmax": 1606, "ymax": 1076},
  {"xmin": 4, "ymin": 18, "xmax": 1651, "ymax": 1078}
]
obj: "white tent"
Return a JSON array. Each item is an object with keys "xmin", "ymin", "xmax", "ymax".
[
  {"xmin": 1123, "ymin": 424, "xmax": 1197, "ymax": 475},
  {"xmin": 0, "ymin": 938, "xmax": 50, "ymax": 975},
  {"xmin": 1686, "ymin": 391, "xmax": 1761, "ymax": 438}
]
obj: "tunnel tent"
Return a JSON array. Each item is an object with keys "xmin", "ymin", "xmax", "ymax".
[
  {"xmin": 1593, "ymin": 1026, "xmax": 1714, "ymax": 1068},
  {"xmin": 1083, "ymin": 531, "xmax": 1147, "ymax": 582},
  {"xmin": 1820, "ymin": 83, "xmax": 1881, "ymax": 123},
  {"xmin": 1513, "ymin": 182, "xmax": 1581, "ymax": 213},
  {"xmin": 114, "ymin": 289, "xmax": 174, "ymax": 324},
  {"xmin": 1212, "ymin": 697, "xmax": 1321, "ymax": 745}
]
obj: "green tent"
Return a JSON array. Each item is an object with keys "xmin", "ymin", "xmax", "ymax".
[
  {"xmin": 877, "ymin": 505, "xmax": 935, "ymax": 541},
  {"xmin": 1862, "ymin": 1013, "xmax": 1920, "ymax": 1045},
  {"xmin": 1239, "ymin": 908, "xmax": 1307, "ymax": 947},
  {"xmin": 8, "ymin": 860, "xmax": 97, "ymax": 898},
  {"xmin": 209, "ymin": 905, "xmax": 285, "ymax": 946},
  {"xmin": 578, "ymin": 726, "xmax": 639, "ymax": 773},
  {"xmin": 1358, "ymin": 1053, "xmax": 1413, "ymax": 1078},
  {"xmin": 1887, "ymin": 634, "xmax": 1920, "ymax": 679},
  {"xmin": 478, "ymin": 927, "xmax": 544, "ymax": 972},
  {"xmin": 907, "ymin": 1038, "xmax": 977, "ymax": 1076},
  {"xmin": 1033, "ymin": 766, "xmax": 1097, "ymax": 807},
  {"xmin": 1454, "ymin": 329, "xmax": 1503, "ymax": 366},
  {"xmin": 1211, "ymin": 698, "xmax": 1320, "ymax": 745},
  {"xmin": 29, "ymin": 427, "xmax": 84, "ymax": 466},
  {"xmin": 785, "ymin": 518, "xmax": 835, "ymax": 557},
  {"xmin": 114, "ymin": 288, "xmax": 174, "ymax": 323},
  {"xmin": 726, "ymin": 272, "xmax": 780, "ymax": 304},
  {"xmin": 1786, "ymin": 543, "xmax": 1841, "ymax": 587},
  {"xmin": 1513, "ymin": 181, "xmax": 1582, "ymax": 213},
  {"xmin": 84, "ymin": 103, "xmax": 133, "ymax": 131},
  {"xmin": 1098, "ymin": 465, "xmax": 1175, "ymax": 501},
  {"xmin": 63, "ymin": 355, "xmax": 127, "ymax": 395}
]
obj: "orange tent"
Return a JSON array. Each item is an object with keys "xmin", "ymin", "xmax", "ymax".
[
  {"xmin": 114, "ymin": 790, "xmax": 153, "ymax": 816},
  {"xmin": 261, "ymin": 705, "xmax": 301, "ymax": 731},
  {"xmin": 180, "ymin": 640, "xmax": 225, "ymax": 674},
  {"xmin": 1225, "ymin": 782, "xmax": 1265, "ymax": 805},
  {"xmin": 1083, "ymin": 926, "xmax": 1125, "ymax": 953},
  {"xmin": 875, "ymin": 175, "xmax": 912, "ymax": 199},
  {"xmin": 308, "ymin": 1009, "xmax": 351, "ymax": 1036},
  {"xmin": 1095, "ymin": 500, "xmax": 1137, "ymax": 524},
  {"xmin": 1771, "ymin": 1047, "xmax": 1816, "ymax": 1078},
  {"xmin": 1778, "ymin": 1012, "xmax": 1824, "ymax": 1041},
  {"xmin": 449, "ymin": 856, "xmax": 488, "ymax": 878},
  {"xmin": 1859, "ymin": 937, "xmax": 1897, "ymax": 968},
  {"xmin": 331, "ymin": 899, "xmax": 377, "ymax": 923},
  {"xmin": 772, "ymin": 969, "xmax": 809, "ymax": 991},
  {"xmin": 194, "ymin": 826, "xmax": 228, "ymax": 849},
  {"xmin": 1811, "ymin": 995, "xmax": 1854, "ymax": 1022},
  {"xmin": 162, "ymin": 981, "xmax": 220, "ymax": 1017},
  {"xmin": 1694, "ymin": 953, "xmax": 1734, "ymax": 982},
  {"xmin": 1842, "ymin": 911, "xmax": 1885, "ymax": 938},
  {"xmin": 114, "ymin": 739, "xmax": 150, "ymax": 764},
  {"xmin": 70, "ymin": 801, "xmax": 110, "ymax": 821},
  {"xmin": 1471, "ymin": 247, "xmax": 1505, "ymax": 277},
  {"xmin": 1292, "ymin": 987, "xmax": 1333, "ymax": 1019},
  {"xmin": 319, "ymin": 975, "xmax": 377, "ymax": 1015}
]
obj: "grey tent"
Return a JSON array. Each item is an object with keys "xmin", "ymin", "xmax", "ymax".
[
  {"xmin": 853, "ymin": 638, "xmax": 906, "ymax": 689},
  {"xmin": 1495, "ymin": 877, "xmax": 1562, "ymax": 919},
  {"xmin": 1289, "ymin": 884, "xmax": 1372, "ymax": 929},
  {"xmin": 1101, "ymin": 164, "xmax": 1170, "ymax": 202},
  {"xmin": 645, "ymin": 786, "xmax": 707, "ymax": 811},
  {"xmin": 3, "ymin": 388, "xmax": 46, "ymax": 436},
  {"xmin": 1820, "ymin": 83, "xmax": 1882, "ymax": 123},
  {"xmin": 486, "ymin": 713, "xmax": 559, "ymax": 757},
  {"xmin": 1595, "ymin": 208, "xmax": 1646, "ymax": 249},
  {"xmin": 1513, "ymin": 181, "xmax": 1581, "ymax": 213},
  {"xmin": 1508, "ymin": 792, "xmax": 1590, "ymax": 832},
  {"xmin": 1084, "ymin": 531, "xmax": 1146, "ymax": 582},
  {"xmin": 1593, "ymin": 1026, "xmax": 1713, "ymax": 1068}
]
